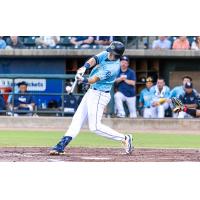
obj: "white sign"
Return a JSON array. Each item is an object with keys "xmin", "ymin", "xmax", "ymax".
[{"xmin": 0, "ymin": 79, "xmax": 46, "ymax": 91}]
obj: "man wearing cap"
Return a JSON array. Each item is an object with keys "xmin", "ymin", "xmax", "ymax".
[
  {"xmin": 178, "ymin": 82, "xmax": 199, "ymax": 118},
  {"xmin": 114, "ymin": 56, "xmax": 137, "ymax": 118},
  {"xmin": 8, "ymin": 81, "xmax": 36, "ymax": 116},
  {"xmin": 139, "ymin": 77, "xmax": 154, "ymax": 118}
]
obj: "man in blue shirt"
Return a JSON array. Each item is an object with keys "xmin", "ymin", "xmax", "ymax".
[
  {"xmin": 178, "ymin": 82, "xmax": 198, "ymax": 118},
  {"xmin": 114, "ymin": 56, "xmax": 137, "ymax": 118},
  {"xmin": 139, "ymin": 77, "xmax": 154, "ymax": 118},
  {"xmin": 152, "ymin": 36, "xmax": 171, "ymax": 49},
  {"xmin": 70, "ymin": 36, "xmax": 94, "ymax": 48},
  {"xmin": 8, "ymin": 81, "xmax": 35, "ymax": 116},
  {"xmin": 50, "ymin": 41, "xmax": 133, "ymax": 155},
  {"xmin": 169, "ymin": 76, "xmax": 198, "ymax": 117}
]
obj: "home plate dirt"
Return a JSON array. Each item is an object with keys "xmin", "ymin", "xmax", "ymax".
[{"xmin": 0, "ymin": 147, "xmax": 200, "ymax": 162}]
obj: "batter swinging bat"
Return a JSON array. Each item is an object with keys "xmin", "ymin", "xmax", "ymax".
[{"xmin": 69, "ymin": 67, "xmax": 86, "ymax": 94}]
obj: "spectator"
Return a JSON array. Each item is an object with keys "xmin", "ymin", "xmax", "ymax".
[
  {"xmin": 6, "ymin": 36, "xmax": 24, "ymax": 49},
  {"xmin": 139, "ymin": 77, "xmax": 154, "ymax": 118},
  {"xmin": 70, "ymin": 36, "xmax": 94, "ymax": 48},
  {"xmin": 150, "ymin": 77, "xmax": 170, "ymax": 118},
  {"xmin": 0, "ymin": 37, "xmax": 6, "ymax": 49},
  {"xmin": 36, "ymin": 36, "xmax": 60, "ymax": 48},
  {"xmin": 8, "ymin": 81, "xmax": 35, "ymax": 116},
  {"xmin": 191, "ymin": 36, "xmax": 200, "ymax": 50},
  {"xmin": 94, "ymin": 36, "xmax": 113, "ymax": 47},
  {"xmin": 152, "ymin": 36, "xmax": 171, "ymax": 49},
  {"xmin": 172, "ymin": 36, "xmax": 190, "ymax": 50},
  {"xmin": 114, "ymin": 56, "xmax": 137, "ymax": 118},
  {"xmin": 178, "ymin": 82, "xmax": 198, "ymax": 118}
]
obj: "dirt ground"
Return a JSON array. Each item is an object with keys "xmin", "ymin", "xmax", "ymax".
[{"xmin": 0, "ymin": 147, "xmax": 200, "ymax": 162}]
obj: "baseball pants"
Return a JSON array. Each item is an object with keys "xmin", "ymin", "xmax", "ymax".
[
  {"xmin": 150, "ymin": 102, "xmax": 169, "ymax": 118},
  {"xmin": 64, "ymin": 89, "xmax": 125, "ymax": 141},
  {"xmin": 114, "ymin": 91, "xmax": 137, "ymax": 118}
]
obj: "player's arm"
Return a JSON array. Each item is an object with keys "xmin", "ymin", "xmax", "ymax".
[
  {"xmin": 124, "ymin": 79, "xmax": 135, "ymax": 86},
  {"xmin": 184, "ymin": 103, "xmax": 198, "ymax": 109},
  {"xmin": 124, "ymin": 70, "xmax": 136, "ymax": 86}
]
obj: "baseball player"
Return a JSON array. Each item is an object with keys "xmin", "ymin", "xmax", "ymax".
[
  {"xmin": 139, "ymin": 77, "xmax": 154, "ymax": 118},
  {"xmin": 50, "ymin": 41, "xmax": 133, "ymax": 155},
  {"xmin": 150, "ymin": 77, "xmax": 170, "ymax": 118},
  {"xmin": 177, "ymin": 82, "xmax": 198, "ymax": 118},
  {"xmin": 172, "ymin": 97, "xmax": 200, "ymax": 117}
]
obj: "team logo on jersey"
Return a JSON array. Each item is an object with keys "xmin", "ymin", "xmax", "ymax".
[
  {"xmin": 190, "ymin": 97, "xmax": 194, "ymax": 101},
  {"xmin": 105, "ymin": 71, "xmax": 111, "ymax": 79}
]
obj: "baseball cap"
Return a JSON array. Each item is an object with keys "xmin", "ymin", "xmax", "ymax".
[
  {"xmin": 146, "ymin": 77, "xmax": 153, "ymax": 83},
  {"xmin": 120, "ymin": 56, "xmax": 129, "ymax": 62},
  {"xmin": 185, "ymin": 82, "xmax": 193, "ymax": 89}
]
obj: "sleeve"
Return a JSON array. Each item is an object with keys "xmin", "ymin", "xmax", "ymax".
[
  {"xmin": 95, "ymin": 69, "xmax": 112, "ymax": 81},
  {"xmin": 169, "ymin": 88, "xmax": 175, "ymax": 98},
  {"xmin": 93, "ymin": 51, "xmax": 107, "ymax": 65}
]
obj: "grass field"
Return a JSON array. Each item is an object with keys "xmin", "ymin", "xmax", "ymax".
[{"xmin": 0, "ymin": 130, "xmax": 200, "ymax": 148}]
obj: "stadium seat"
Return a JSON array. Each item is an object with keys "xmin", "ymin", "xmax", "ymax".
[
  {"xmin": 23, "ymin": 36, "xmax": 38, "ymax": 48},
  {"xmin": 56, "ymin": 36, "xmax": 73, "ymax": 49}
]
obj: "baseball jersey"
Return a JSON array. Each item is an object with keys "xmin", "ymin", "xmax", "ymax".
[
  {"xmin": 150, "ymin": 85, "xmax": 170, "ymax": 103},
  {"xmin": 90, "ymin": 51, "xmax": 120, "ymax": 92},
  {"xmin": 169, "ymin": 85, "xmax": 185, "ymax": 98},
  {"xmin": 116, "ymin": 68, "xmax": 136, "ymax": 97},
  {"xmin": 179, "ymin": 91, "xmax": 198, "ymax": 105},
  {"xmin": 139, "ymin": 87, "xmax": 153, "ymax": 108},
  {"xmin": 12, "ymin": 92, "xmax": 35, "ymax": 110}
]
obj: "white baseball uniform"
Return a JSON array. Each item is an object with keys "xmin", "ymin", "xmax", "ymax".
[
  {"xmin": 64, "ymin": 51, "xmax": 126, "ymax": 141},
  {"xmin": 150, "ymin": 85, "xmax": 170, "ymax": 118}
]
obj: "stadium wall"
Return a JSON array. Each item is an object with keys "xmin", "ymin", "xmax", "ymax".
[{"xmin": 0, "ymin": 116, "xmax": 200, "ymax": 133}]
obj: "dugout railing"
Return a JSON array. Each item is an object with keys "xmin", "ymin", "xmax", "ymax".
[{"xmin": 0, "ymin": 74, "xmax": 84, "ymax": 117}]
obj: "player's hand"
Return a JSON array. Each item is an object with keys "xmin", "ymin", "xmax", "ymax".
[
  {"xmin": 152, "ymin": 102, "xmax": 160, "ymax": 107},
  {"xmin": 75, "ymin": 73, "xmax": 84, "ymax": 82},
  {"xmin": 77, "ymin": 67, "xmax": 86, "ymax": 75}
]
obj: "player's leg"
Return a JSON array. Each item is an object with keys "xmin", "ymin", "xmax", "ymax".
[
  {"xmin": 114, "ymin": 91, "xmax": 126, "ymax": 117},
  {"xmin": 50, "ymin": 92, "xmax": 89, "ymax": 155},
  {"xmin": 87, "ymin": 90, "xmax": 133, "ymax": 154},
  {"xmin": 143, "ymin": 108, "xmax": 151, "ymax": 118},
  {"xmin": 157, "ymin": 102, "xmax": 169, "ymax": 118},
  {"xmin": 150, "ymin": 106, "xmax": 157, "ymax": 118},
  {"xmin": 178, "ymin": 111, "xmax": 186, "ymax": 118},
  {"xmin": 125, "ymin": 96, "xmax": 137, "ymax": 118}
]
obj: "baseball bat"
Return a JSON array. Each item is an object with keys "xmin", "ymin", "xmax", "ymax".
[{"xmin": 69, "ymin": 69, "xmax": 86, "ymax": 94}]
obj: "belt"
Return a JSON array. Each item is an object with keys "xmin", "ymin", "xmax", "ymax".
[{"xmin": 92, "ymin": 88, "xmax": 110, "ymax": 93}]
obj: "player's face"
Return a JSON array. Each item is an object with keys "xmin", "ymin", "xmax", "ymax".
[
  {"xmin": 185, "ymin": 88, "xmax": 193, "ymax": 94},
  {"xmin": 183, "ymin": 78, "xmax": 191, "ymax": 85},
  {"xmin": 120, "ymin": 60, "xmax": 129, "ymax": 71},
  {"xmin": 146, "ymin": 81, "xmax": 153, "ymax": 89},
  {"xmin": 157, "ymin": 80, "xmax": 165, "ymax": 89},
  {"xmin": 19, "ymin": 85, "xmax": 27, "ymax": 93}
]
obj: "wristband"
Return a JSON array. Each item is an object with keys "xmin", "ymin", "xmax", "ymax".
[
  {"xmin": 84, "ymin": 63, "xmax": 90, "ymax": 69},
  {"xmin": 82, "ymin": 77, "xmax": 89, "ymax": 83}
]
